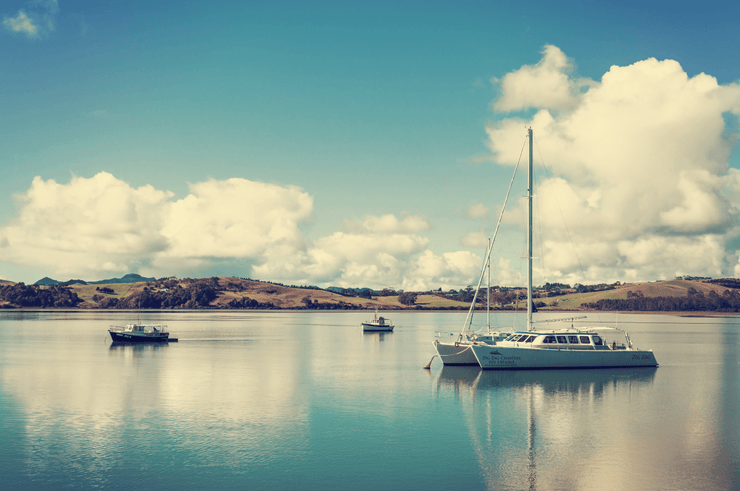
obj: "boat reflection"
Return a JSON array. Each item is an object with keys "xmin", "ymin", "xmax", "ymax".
[
  {"xmin": 363, "ymin": 331, "xmax": 389, "ymax": 342},
  {"xmin": 436, "ymin": 366, "xmax": 657, "ymax": 393},
  {"xmin": 435, "ymin": 367, "xmax": 658, "ymax": 491},
  {"xmin": 109, "ymin": 341, "xmax": 171, "ymax": 352}
]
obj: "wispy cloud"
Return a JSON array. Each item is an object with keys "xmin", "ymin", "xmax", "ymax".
[
  {"xmin": 3, "ymin": 10, "xmax": 37, "ymax": 37},
  {"xmin": 3, "ymin": 0, "xmax": 58, "ymax": 39},
  {"xmin": 467, "ymin": 203, "xmax": 489, "ymax": 219}
]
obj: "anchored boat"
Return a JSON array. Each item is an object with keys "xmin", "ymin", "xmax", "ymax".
[
  {"xmin": 362, "ymin": 311, "xmax": 394, "ymax": 332},
  {"xmin": 108, "ymin": 324, "xmax": 177, "ymax": 343}
]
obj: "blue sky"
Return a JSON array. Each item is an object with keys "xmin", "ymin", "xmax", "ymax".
[{"xmin": 2, "ymin": 0, "xmax": 740, "ymax": 289}]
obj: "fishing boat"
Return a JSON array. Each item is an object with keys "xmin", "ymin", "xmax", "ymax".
[
  {"xmin": 108, "ymin": 323, "xmax": 177, "ymax": 343},
  {"xmin": 468, "ymin": 128, "xmax": 657, "ymax": 369},
  {"xmin": 362, "ymin": 311, "xmax": 394, "ymax": 332}
]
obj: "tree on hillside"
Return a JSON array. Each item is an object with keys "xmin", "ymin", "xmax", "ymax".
[{"xmin": 399, "ymin": 292, "xmax": 417, "ymax": 306}]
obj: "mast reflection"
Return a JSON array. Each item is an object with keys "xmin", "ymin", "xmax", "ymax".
[{"xmin": 435, "ymin": 368, "xmax": 657, "ymax": 491}]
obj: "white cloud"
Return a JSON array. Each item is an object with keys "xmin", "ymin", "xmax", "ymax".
[
  {"xmin": 341, "ymin": 213, "xmax": 430, "ymax": 234},
  {"xmin": 3, "ymin": 10, "xmax": 37, "ymax": 37},
  {"xmin": 487, "ymin": 47, "xmax": 740, "ymax": 284},
  {"xmin": 1, "ymin": 173, "xmax": 173, "ymax": 278},
  {"xmin": 467, "ymin": 203, "xmax": 489, "ymax": 219},
  {"xmin": 493, "ymin": 45, "xmax": 594, "ymax": 112},
  {"xmin": 3, "ymin": 0, "xmax": 58, "ymax": 38},
  {"xmin": 255, "ymin": 215, "xmax": 442, "ymax": 288},
  {"xmin": 403, "ymin": 250, "xmax": 481, "ymax": 291},
  {"xmin": 0, "ymin": 173, "xmax": 480, "ymax": 289},
  {"xmin": 162, "ymin": 178, "xmax": 313, "ymax": 259},
  {"xmin": 461, "ymin": 229, "xmax": 488, "ymax": 248}
]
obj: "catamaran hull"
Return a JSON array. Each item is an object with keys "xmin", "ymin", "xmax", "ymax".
[
  {"xmin": 471, "ymin": 345, "xmax": 658, "ymax": 370},
  {"xmin": 434, "ymin": 340, "xmax": 480, "ymax": 366}
]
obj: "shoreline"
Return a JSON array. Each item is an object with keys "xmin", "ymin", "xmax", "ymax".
[{"xmin": 3, "ymin": 307, "xmax": 740, "ymax": 317}]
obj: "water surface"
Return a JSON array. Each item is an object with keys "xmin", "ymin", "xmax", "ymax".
[{"xmin": 1, "ymin": 310, "xmax": 738, "ymax": 490}]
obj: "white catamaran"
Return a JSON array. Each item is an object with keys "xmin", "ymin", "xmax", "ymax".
[
  {"xmin": 470, "ymin": 128, "xmax": 657, "ymax": 369},
  {"xmin": 438, "ymin": 128, "xmax": 658, "ymax": 370}
]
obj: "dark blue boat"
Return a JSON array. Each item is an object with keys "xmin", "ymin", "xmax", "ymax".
[{"xmin": 108, "ymin": 324, "xmax": 177, "ymax": 343}]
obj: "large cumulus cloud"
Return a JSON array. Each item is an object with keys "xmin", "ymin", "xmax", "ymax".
[
  {"xmin": 0, "ymin": 173, "xmax": 480, "ymax": 288},
  {"xmin": 487, "ymin": 45, "xmax": 740, "ymax": 284}
]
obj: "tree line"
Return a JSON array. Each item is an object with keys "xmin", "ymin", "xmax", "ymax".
[
  {"xmin": 0, "ymin": 283, "xmax": 82, "ymax": 308},
  {"xmin": 583, "ymin": 288, "xmax": 740, "ymax": 312},
  {"xmin": 96, "ymin": 278, "xmax": 233, "ymax": 309}
]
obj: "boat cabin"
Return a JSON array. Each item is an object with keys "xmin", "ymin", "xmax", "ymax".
[
  {"xmin": 123, "ymin": 324, "xmax": 161, "ymax": 334},
  {"xmin": 501, "ymin": 332, "xmax": 617, "ymax": 350}
]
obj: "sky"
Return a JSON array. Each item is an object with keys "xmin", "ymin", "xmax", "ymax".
[{"xmin": 2, "ymin": 0, "xmax": 740, "ymax": 290}]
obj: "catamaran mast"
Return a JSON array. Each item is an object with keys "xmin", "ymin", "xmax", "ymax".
[
  {"xmin": 487, "ymin": 238, "xmax": 491, "ymax": 330},
  {"xmin": 527, "ymin": 128, "xmax": 533, "ymax": 331}
]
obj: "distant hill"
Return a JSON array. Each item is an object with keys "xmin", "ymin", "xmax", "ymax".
[
  {"xmin": 64, "ymin": 277, "xmax": 417, "ymax": 310},
  {"xmin": 34, "ymin": 273, "xmax": 156, "ymax": 286},
  {"xmin": 35, "ymin": 277, "xmax": 60, "ymax": 286},
  {"xmin": 89, "ymin": 273, "xmax": 156, "ymax": 284}
]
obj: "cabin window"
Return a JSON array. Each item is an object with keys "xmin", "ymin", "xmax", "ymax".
[
  {"xmin": 579, "ymin": 336, "xmax": 591, "ymax": 344},
  {"xmin": 525, "ymin": 336, "xmax": 536, "ymax": 343},
  {"xmin": 568, "ymin": 336, "xmax": 579, "ymax": 344},
  {"xmin": 593, "ymin": 336, "xmax": 603, "ymax": 346},
  {"xmin": 556, "ymin": 336, "xmax": 567, "ymax": 344},
  {"xmin": 544, "ymin": 336, "xmax": 557, "ymax": 344}
]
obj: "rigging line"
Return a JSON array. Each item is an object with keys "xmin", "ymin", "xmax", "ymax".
[
  {"xmin": 533, "ymin": 137, "xmax": 603, "ymax": 325},
  {"xmin": 460, "ymin": 135, "xmax": 528, "ymax": 336}
]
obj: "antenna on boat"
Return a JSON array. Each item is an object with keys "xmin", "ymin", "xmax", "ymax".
[{"xmin": 527, "ymin": 127, "xmax": 534, "ymax": 331}]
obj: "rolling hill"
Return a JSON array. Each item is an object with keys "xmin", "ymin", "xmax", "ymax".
[{"xmin": 2, "ymin": 276, "xmax": 740, "ymax": 312}]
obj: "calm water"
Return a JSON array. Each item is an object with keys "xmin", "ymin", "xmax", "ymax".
[{"xmin": 1, "ymin": 310, "xmax": 738, "ymax": 490}]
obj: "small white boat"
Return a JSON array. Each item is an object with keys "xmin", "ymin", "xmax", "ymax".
[
  {"xmin": 108, "ymin": 324, "xmax": 177, "ymax": 343},
  {"xmin": 362, "ymin": 311, "xmax": 394, "ymax": 332}
]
